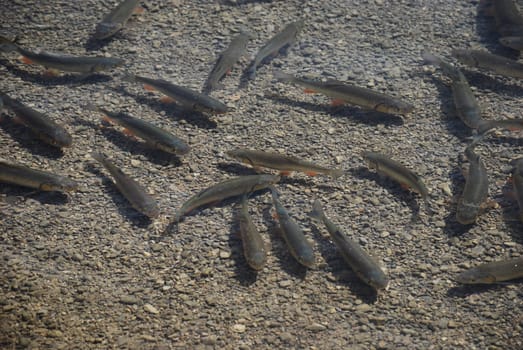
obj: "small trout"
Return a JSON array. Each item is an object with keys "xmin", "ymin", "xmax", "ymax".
[
  {"xmin": 274, "ymin": 70, "xmax": 414, "ymax": 116},
  {"xmin": 89, "ymin": 105, "xmax": 190, "ymax": 155},
  {"xmin": 248, "ymin": 20, "xmax": 304, "ymax": 79},
  {"xmin": 270, "ymin": 187, "xmax": 315, "ymax": 268},
  {"xmin": 0, "ymin": 35, "xmax": 124, "ymax": 75},
  {"xmin": 309, "ymin": 199, "xmax": 389, "ymax": 291},
  {"xmin": 493, "ymin": 0, "xmax": 523, "ymax": 38},
  {"xmin": 92, "ymin": 0, "xmax": 141, "ymax": 40},
  {"xmin": 456, "ymin": 143, "xmax": 489, "ymax": 225},
  {"xmin": 362, "ymin": 151, "xmax": 430, "ymax": 213},
  {"xmin": 238, "ymin": 195, "xmax": 267, "ymax": 271},
  {"xmin": 91, "ymin": 152, "xmax": 159, "ymax": 219},
  {"xmin": 455, "ymin": 257, "xmax": 523, "ymax": 284},
  {"xmin": 0, "ymin": 160, "xmax": 78, "ymax": 192},
  {"xmin": 174, "ymin": 174, "xmax": 280, "ymax": 222},
  {"xmin": 123, "ymin": 74, "xmax": 228, "ymax": 114},
  {"xmin": 226, "ymin": 149, "xmax": 344, "ymax": 177},
  {"xmin": 1, "ymin": 93, "xmax": 72, "ymax": 148},
  {"xmin": 204, "ymin": 31, "xmax": 251, "ymax": 91},
  {"xmin": 451, "ymin": 49, "xmax": 523, "ymax": 79}
]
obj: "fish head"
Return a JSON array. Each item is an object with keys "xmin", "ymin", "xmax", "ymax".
[
  {"xmin": 367, "ymin": 271, "xmax": 390, "ymax": 291},
  {"xmin": 48, "ymin": 129, "xmax": 73, "ymax": 148},
  {"xmin": 361, "ymin": 151, "xmax": 379, "ymax": 169},
  {"xmin": 40, "ymin": 178, "xmax": 79, "ymax": 192},
  {"xmin": 93, "ymin": 22, "xmax": 123, "ymax": 40},
  {"xmin": 297, "ymin": 250, "xmax": 316, "ymax": 269},
  {"xmin": 93, "ymin": 57, "xmax": 125, "ymax": 72},
  {"xmin": 225, "ymin": 149, "xmax": 246, "ymax": 162},
  {"xmin": 455, "ymin": 201, "xmax": 479, "ymax": 225},
  {"xmin": 376, "ymin": 101, "xmax": 414, "ymax": 116},
  {"xmin": 141, "ymin": 202, "xmax": 160, "ymax": 219}
]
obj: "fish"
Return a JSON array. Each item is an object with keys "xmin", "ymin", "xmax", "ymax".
[
  {"xmin": 273, "ymin": 70, "xmax": 414, "ymax": 116},
  {"xmin": 492, "ymin": 0, "xmax": 523, "ymax": 38},
  {"xmin": 0, "ymin": 92, "xmax": 72, "ymax": 148},
  {"xmin": 226, "ymin": 149, "xmax": 344, "ymax": 178},
  {"xmin": 91, "ymin": 152, "xmax": 159, "ymax": 219},
  {"xmin": 0, "ymin": 160, "xmax": 78, "ymax": 192},
  {"xmin": 270, "ymin": 187, "xmax": 315, "ymax": 268},
  {"xmin": 423, "ymin": 52, "xmax": 485, "ymax": 130},
  {"xmin": 0, "ymin": 35, "xmax": 124, "ymax": 76},
  {"xmin": 455, "ymin": 257, "xmax": 523, "ymax": 284},
  {"xmin": 451, "ymin": 49, "xmax": 523, "ymax": 79},
  {"xmin": 173, "ymin": 174, "xmax": 280, "ymax": 222},
  {"xmin": 362, "ymin": 151, "xmax": 430, "ymax": 212},
  {"xmin": 122, "ymin": 74, "xmax": 228, "ymax": 114},
  {"xmin": 499, "ymin": 36, "xmax": 523, "ymax": 50},
  {"xmin": 248, "ymin": 20, "xmax": 304, "ymax": 79},
  {"xmin": 88, "ymin": 105, "xmax": 190, "ymax": 155},
  {"xmin": 477, "ymin": 118, "xmax": 523, "ymax": 134},
  {"xmin": 456, "ymin": 143, "xmax": 489, "ymax": 225},
  {"xmin": 238, "ymin": 195, "xmax": 267, "ymax": 271},
  {"xmin": 512, "ymin": 158, "xmax": 523, "ymax": 222},
  {"xmin": 92, "ymin": 0, "xmax": 142, "ymax": 40},
  {"xmin": 309, "ymin": 199, "xmax": 389, "ymax": 291},
  {"xmin": 204, "ymin": 31, "xmax": 251, "ymax": 92}
]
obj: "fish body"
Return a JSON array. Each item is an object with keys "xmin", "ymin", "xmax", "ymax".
[
  {"xmin": 451, "ymin": 49, "xmax": 523, "ymax": 79},
  {"xmin": 456, "ymin": 144, "xmax": 488, "ymax": 225},
  {"xmin": 455, "ymin": 257, "xmax": 523, "ymax": 284},
  {"xmin": 270, "ymin": 188, "xmax": 315, "ymax": 268},
  {"xmin": 248, "ymin": 20, "xmax": 304, "ymax": 79},
  {"xmin": 423, "ymin": 52, "xmax": 483, "ymax": 129},
  {"xmin": 175, "ymin": 174, "xmax": 280, "ymax": 222},
  {"xmin": 274, "ymin": 70, "xmax": 413, "ymax": 115},
  {"xmin": 92, "ymin": 0, "xmax": 141, "ymax": 40},
  {"xmin": 493, "ymin": 0, "xmax": 523, "ymax": 37},
  {"xmin": 499, "ymin": 36, "xmax": 523, "ymax": 50},
  {"xmin": 512, "ymin": 158, "xmax": 523, "ymax": 222},
  {"xmin": 362, "ymin": 151, "xmax": 429, "ymax": 204},
  {"xmin": 91, "ymin": 152, "xmax": 159, "ymax": 219},
  {"xmin": 123, "ymin": 74, "xmax": 228, "ymax": 114},
  {"xmin": 238, "ymin": 195, "xmax": 267, "ymax": 270},
  {"xmin": 1, "ymin": 93, "xmax": 72, "ymax": 148},
  {"xmin": 0, "ymin": 160, "xmax": 78, "ymax": 192},
  {"xmin": 205, "ymin": 31, "xmax": 251, "ymax": 91},
  {"xmin": 309, "ymin": 200, "xmax": 389, "ymax": 291},
  {"xmin": 91, "ymin": 106, "xmax": 190, "ymax": 155},
  {"xmin": 226, "ymin": 149, "xmax": 344, "ymax": 177}
]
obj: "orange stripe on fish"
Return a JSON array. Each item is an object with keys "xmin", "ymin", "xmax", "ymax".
[
  {"xmin": 160, "ymin": 96, "xmax": 175, "ymax": 103},
  {"xmin": 19, "ymin": 56, "xmax": 34, "ymax": 64},
  {"xmin": 304, "ymin": 171, "xmax": 318, "ymax": 177},
  {"xmin": 303, "ymin": 88, "xmax": 316, "ymax": 94},
  {"xmin": 143, "ymin": 84, "xmax": 156, "ymax": 91},
  {"xmin": 330, "ymin": 99, "xmax": 345, "ymax": 106}
]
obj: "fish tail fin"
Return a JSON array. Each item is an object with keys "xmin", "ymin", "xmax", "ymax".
[
  {"xmin": 273, "ymin": 70, "xmax": 294, "ymax": 82},
  {"xmin": 0, "ymin": 35, "xmax": 19, "ymax": 53},
  {"xmin": 308, "ymin": 199, "xmax": 324, "ymax": 222}
]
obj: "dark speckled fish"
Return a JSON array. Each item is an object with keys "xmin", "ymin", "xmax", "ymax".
[
  {"xmin": 455, "ymin": 257, "xmax": 523, "ymax": 284},
  {"xmin": 309, "ymin": 199, "xmax": 389, "ymax": 291},
  {"xmin": 123, "ymin": 74, "xmax": 228, "ymax": 114},
  {"xmin": 92, "ymin": 0, "xmax": 142, "ymax": 40},
  {"xmin": 92, "ymin": 152, "xmax": 159, "ymax": 219},
  {"xmin": 270, "ymin": 187, "xmax": 315, "ymax": 268},
  {"xmin": 1, "ymin": 92, "xmax": 72, "ymax": 148},
  {"xmin": 0, "ymin": 160, "xmax": 78, "ymax": 192}
]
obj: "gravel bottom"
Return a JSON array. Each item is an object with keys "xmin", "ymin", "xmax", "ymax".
[{"xmin": 1, "ymin": 0, "xmax": 522, "ymax": 349}]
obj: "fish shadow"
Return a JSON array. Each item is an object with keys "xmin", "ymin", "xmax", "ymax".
[
  {"xmin": 461, "ymin": 69, "xmax": 523, "ymax": 98},
  {"xmin": 227, "ymin": 203, "xmax": 261, "ymax": 286},
  {"xmin": 84, "ymin": 35, "xmax": 118, "ymax": 52},
  {"xmin": 0, "ymin": 186, "xmax": 71, "ymax": 205},
  {"xmin": 447, "ymin": 282, "xmax": 518, "ymax": 297},
  {"xmin": 85, "ymin": 163, "xmax": 152, "ymax": 228},
  {"xmin": 216, "ymin": 162, "xmax": 259, "ymax": 176},
  {"xmin": 348, "ymin": 166, "xmax": 421, "ymax": 222},
  {"xmin": 425, "ymin": 74, "xmax": 472, "ymax": 141},
  {"xmin": 0, "ymin": 58, "xmax": 113, "ymax": 85},
  {"xmin": 261, "ymin": 204, "xmax": 308, "ymax": 279},
  {"xmin": 309, "ymin": 223, "xmax": 378, "ymax": 303},
  {"xmin": 500, "ymin": 168, "xmax": 523, "ymax": 245},
  {"xmin": 0, "ymin": 117, "xmax": 65, "ymax": 159},
  {"xmin": 473, "ymin": 2, "xmax": 522, "ymax": 58},
  {"xmin": 113, "ymin": 86, "xmax": 218, "ymax": 129}
]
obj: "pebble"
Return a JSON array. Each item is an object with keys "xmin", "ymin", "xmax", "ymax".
[
  {"xmin": 144, "ymin": 303, "xmax": 159, "ymax": 314},
  {"xmin": 232, "ymin": 324, "xmax": 246, "ymax": 333},
  {"xmin": 306, "ymin": 323, "xmax": 326, "ymax": 331},
  {"xmin": 120, "ymin": 296, "xmax": 140, "ymax": 305}
]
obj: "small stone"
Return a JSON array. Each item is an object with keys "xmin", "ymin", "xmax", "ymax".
[
  {"xmin": 144, "ymin": 303, "xmax": 159, "ymax": 314},
  {"xmin": 219, "ymin": 251, "xmax": 231, "ymax": 258},
  {"xmin": 355, "ymin": 304, "xmax": 371, "ymax": 312},
  {"xmin": 202, "ymin": 335, "xmax": 217, "ymax": 345},
  {"xmin": 232, "ymin": 324, "xmax": 246, "ymax": 333},
  {"xmin": 306, "ymin": 323, "xmax": 326, "ymax": 331},
  {"xmin": 279, "ymin": 280, "xmax": 292, "ymax": 288},
  {"xmin": 120, "ymin": 296, "xmax": 139, "ymax": 305}
]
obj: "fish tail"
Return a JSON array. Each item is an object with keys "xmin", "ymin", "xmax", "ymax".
[
  {"xmin": 308, "ymin": 199, "xmax": 324, "ymax": 222},
  {"xmin": 121, "ymin": 72, "xmax": 136, "ymax": 82},
  {"xmin": 272, "ymin": 70, "xmax": 294, "ymax": 82},
  {"xmin": 0, "ymin": 35, "xmax": 19, "ymax": 53},
  {"xmin": 90, "ymin": 151, "xmax": 107, "ymax": 165},
  {"xmin": 422, "ymin": 51, "xmax": 461, "ymax": 79}
]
